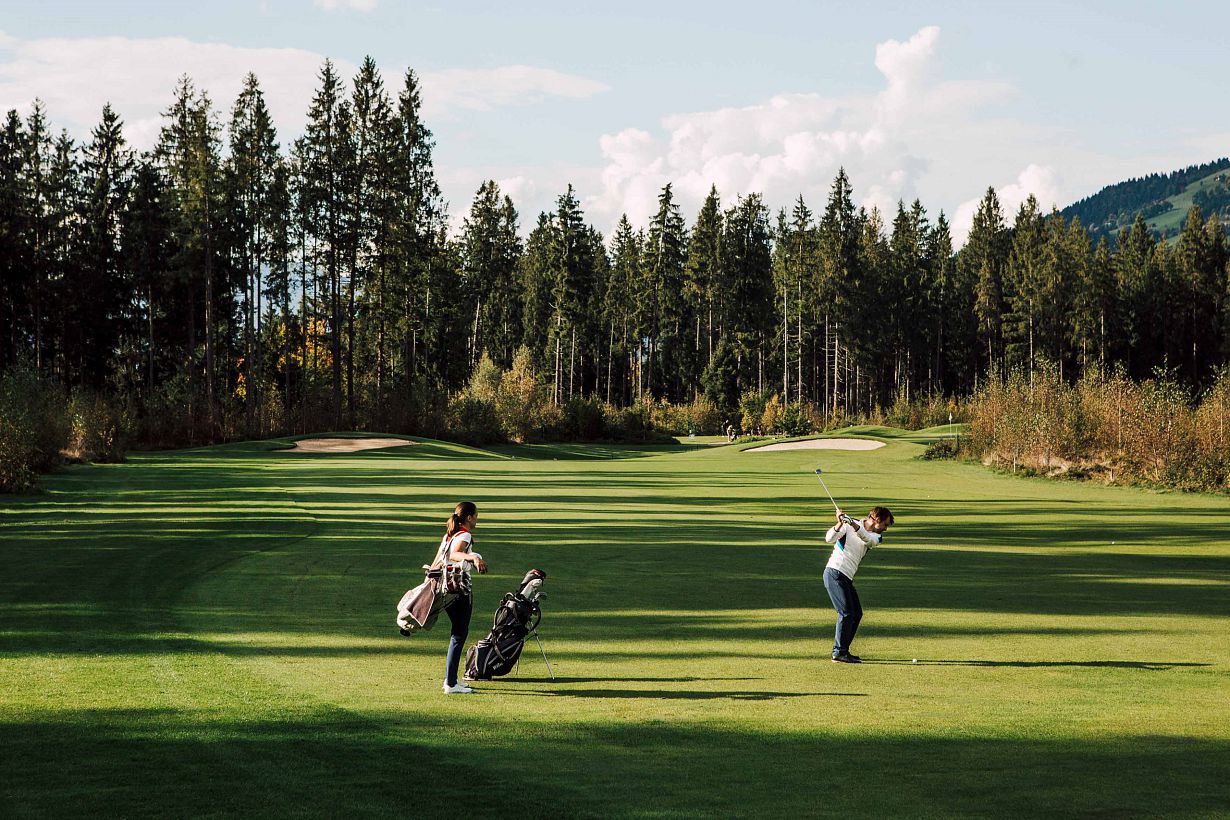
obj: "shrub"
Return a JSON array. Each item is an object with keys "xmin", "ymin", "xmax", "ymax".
[
  {"xmin": 494, "ymin": 348, "xmax": 560, "ymax": 442},
  {"xmin": 0, "ymin": 365, "xmax": 69, "ymax": 492},
  {"xmin": 66, "ymin": 388, "xmax": 130, "ymax": 463},
  {"xmin": 563, "ymin": 396, "xmax": 606, "ymax": 440},
  {"xmin": 1194, "ymin": 368, "xmax": 1230, "ymax": 490},
  {"xmin": 604, "ymin": 401, "xmax": 655, "ymax": 441},
  {"xmin": 648, "ymin": 399, "xmax": 690, "ymax": 436},
  {"xmin": 738, "ymin": 390, "xmax": 767, "ymax": 434},
  {"xmin": 687, "ymin": 396, "xmax": 724, "ymax": 436},
  {"xmin": 781, "ymin": 402, "xmax": 815, "ymax": 436},
  {"xmin": 919, "ymin": 439, "xmax": 958, "ymax": 460},
  {"xmin": 968, "ymin": 363, "xmax": 1229, "ymax": 493},
  {"xmin": 760, "ymin": 393, "xmax": 785, "ymax": 434},
  {"xmin": 467, "ymin": 354, "xmax": 503, "ymax": 405},
  {"xmin": 0, "ymin": 391, "xmax": 38, "ymax": 493},
  {"xmin": 445, "ymin": 396, "xmax": 504, "ymax": 445}
]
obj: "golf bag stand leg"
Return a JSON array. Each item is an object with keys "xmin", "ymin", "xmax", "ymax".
[{"xmin": 533, "ymin": 631, "xmax": 555, "ymax": 680}]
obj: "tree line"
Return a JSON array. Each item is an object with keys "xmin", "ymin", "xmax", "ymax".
[{"xmin": 2, "ymin": 57, "xmax": 1229, "ymax": 450}]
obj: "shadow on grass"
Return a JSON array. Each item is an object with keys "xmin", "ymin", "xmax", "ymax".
[
  {"xmin": 2, "ymin": 710, "xmax": 1228, "ymax": 817},
  {"xmin": 861, "ymin": 659, "xmax": 1212, "ymax": 669},
  {"xmin": 502, "ymin": 676, "xmax": 762, "ymax": 684},
  {"xmin": 495, "ymin": 688, "xmax": 863, "ymax": 700}
]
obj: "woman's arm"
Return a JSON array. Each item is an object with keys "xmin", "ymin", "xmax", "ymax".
[{"xmin": 448, "ymin": 540, "xmax": 487, "ymax": 572}]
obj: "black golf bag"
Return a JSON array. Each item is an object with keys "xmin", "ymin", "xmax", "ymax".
[{"xmin": 464, "ymin": 569, "xmax": 546, "ymax": 680}]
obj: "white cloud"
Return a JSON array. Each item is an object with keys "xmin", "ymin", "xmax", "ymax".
[
  {"xmin": 586, "ymin": 25, "xmax": 1014, "ymax": 234},
  {"xmin": 952, "ymin": 164, "xmax": 1063, "ymax": 243},
  {"xmin": 314, "ymin": 0, "xmax": 378, "ymax": 11},
  {"xmin": 0, "ymin": 32, "xmax": 355, "ymax": 149},
  {"xmin": 0, "ymin": 31, "xmax": 606, "ymax": 152},
  {"xmin": 874, "ymin": 25, "xmax": 940, "ymax": 125},
  {"xmin": 419, "ymin": 65, "xmax": 608, "ymax": 115}
]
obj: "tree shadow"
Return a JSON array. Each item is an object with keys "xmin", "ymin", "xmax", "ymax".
[
  {"xmin": 862, "ymin": 659, "xmax": 1212, "ymax": 669},
  {"xmin": 494, "ymin": 688, "xmax": 866, "ymax": 700},
  {"xmin": 496, "ymin": 676, "xmax": 762, "ymax": 684},
  {"xmin": 3, "ymin": 709, "xmax": 1228, "ymax": 817}
]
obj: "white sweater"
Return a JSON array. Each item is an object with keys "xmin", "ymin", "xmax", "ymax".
[{"xmin": 824, "ymin": 520, "xmax": 882, "ymax": 580}]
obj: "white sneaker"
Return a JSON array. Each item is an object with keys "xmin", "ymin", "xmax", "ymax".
[{"xmin": 442, "ymin": 682, "xmax": 474, "ymax": 694}]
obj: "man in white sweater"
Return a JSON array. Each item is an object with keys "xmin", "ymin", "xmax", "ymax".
[{"xmin": 823, "ymin": 506, "xmax": 894, "ymax": 663}]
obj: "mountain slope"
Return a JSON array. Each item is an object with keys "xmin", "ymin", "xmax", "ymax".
[{"xmin": 1060, "ymin": 158, "xmax": 1230, "ymax": 240}]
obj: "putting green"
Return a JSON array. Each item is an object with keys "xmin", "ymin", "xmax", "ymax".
[{"xmin": 2, "ymin": 432, "xmax": 1228, "ymax": 816}]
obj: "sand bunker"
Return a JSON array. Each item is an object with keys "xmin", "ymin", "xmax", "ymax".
[
  {"xmin": 746, "ymin": 438, "xmax": 885, "ymax": 452},
  {"xmin": 290, "ymin": 437, "xmax": 414, "ymax": 453}
]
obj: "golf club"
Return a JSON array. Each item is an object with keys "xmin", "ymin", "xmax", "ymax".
[{"xmin": 815, "ymin": 467, "xmax": 857, "ymax": 525}]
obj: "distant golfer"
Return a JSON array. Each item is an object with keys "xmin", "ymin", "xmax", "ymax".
[
  {"xmin": 823, "ymin": 506, "xmax": 894, "ymax": 663},
  {"xmin": 438, "ymin": 501, "xmax": 487, "ymax": 694}
]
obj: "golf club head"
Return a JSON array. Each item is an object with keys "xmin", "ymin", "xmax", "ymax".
[{"xmin": 812, "ymin": 467, "xmax": 840, "ymax": 511}]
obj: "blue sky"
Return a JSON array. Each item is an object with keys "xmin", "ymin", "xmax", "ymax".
[{"xmin": 2, "ymin": 1, "xmax": 1228, "ymax": 241}]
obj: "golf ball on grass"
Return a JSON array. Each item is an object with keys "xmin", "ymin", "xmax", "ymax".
[{"xmin": 912, "ymin": 659, "xmax": 918, "ymax": 664}]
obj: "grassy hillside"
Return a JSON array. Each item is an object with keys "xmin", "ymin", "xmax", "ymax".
[
  {"xmin": 1061, "ymin": 158, "xmax": 1230, "ymax": 242},
  {"xmin": 2, "ymin": 432, "xmax": 1228, "ymax": 816}
]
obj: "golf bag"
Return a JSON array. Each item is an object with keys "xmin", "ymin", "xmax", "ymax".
[
  {"xmin": 395, "ymin": 533, "xmax": 471, "ymax": 636},
  {"xmin": 464, "ymin": 569, "xmax": 547, "ymax": 680}
]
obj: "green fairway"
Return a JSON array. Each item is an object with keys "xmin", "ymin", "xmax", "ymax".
[{"xmin": 2, "ymin": 432, "xmax": 1228, "ymax": 817}]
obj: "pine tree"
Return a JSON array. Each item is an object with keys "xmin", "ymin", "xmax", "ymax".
[
  {"xmin": 1175, "ymin": 205, "xmax": 1227, "ymax": 385},
  {"xmin": 297, "ymin": 60, "xmax": 348, "ymax": 426},
  {"xmin": 1002, "ymin": 196, "xmax": 1046, "ymax": 376},
  {"xmin": 22, "ymin": 101, "xmax": 55, "ymax": 373},
  {"xmin": 855, "ymin": 207, "xmax": 889, "ymax": 411},
  {"xmin": 685, "ymin": 186, "xmax": 724, "ymax": 379},
  {"xmin": 226, "ymin": 73, "xmax": 280, "ymax": 433},
  {"xmin": 520, "ymin": 212, "xmax": 557, "ymax": 379},
  {"xmin": 460, "ymin": 180, "xmax": 523, "ymax": 368},
  {"xmin": 887, "ymin": 200, "xmax": 931, "ymax": 399},
  {"xmin": 1070, "ymin": 231, "xmax": 1116, "ymax": 374},
  {"xmin": 1113, "ymin": 215, "xmax": 1156, "ymax": 378},
  {"xmin": 817, "ymin": 169, "xmax": 861, "ymax": 412},
  {"xmin": 644, "ymin": 183, "xmax": 689, "ymax": 400},
  {"xmin": 0, "ymin": 109, "xmax": 30, "ymax": 371},
  {"xmin": 605, "ymin": 215, "xmax": 641, "ymax": 404},
  {"xmin": 74, "ymin": 104, "xmax": 134, "ymax": 387},
  {"xmin": 924, "ymin": 211, "xmax": 958, "ymax": 393},
  {"xmin": 547, "ymin": 185, "xmax": 594, "ymax": 403},
  {"xmin": 261, "ymin": 157, "xmax": 295, "ymax": 418},
  {"xmin": 42, "ymin": 131, "xmax": 78, "ymax": 380},
  {"xmin": 774, "ymin": 196, "xmax": 818, "ymax": 403},
  {"xmin": 721, "ymin": 193, "xmax": 774, "ymax": 396},
  {"xmin": 122, "ymin": 157, "xmax": 173, "ymax": 395},
  {"xmin": 157, "ymin": 76, "xmax": 225, "ymax": 434},
  {"xmin": 388, "ymin": 68, "xmax": 447, "ymax": 389},
  {"xmin": 342, "ymin": 56, "xmax": 390, "ymax": 422},
  {"xmin": 962, "ymin": 187, "xmax": 1009, "ymax": 377}
]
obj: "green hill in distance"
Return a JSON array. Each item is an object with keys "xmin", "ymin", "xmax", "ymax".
[{"xmin": 1060, "ymin": 157, "xmax": 1230, "ymax": 242}]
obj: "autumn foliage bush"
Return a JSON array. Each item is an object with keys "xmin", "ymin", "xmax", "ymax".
[{"xmin": 968, "ymin": 364, "xmax": 1229, "ymax": 492}]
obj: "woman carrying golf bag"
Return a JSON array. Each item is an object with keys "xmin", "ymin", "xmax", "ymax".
[{"xmin": 435, "ymin": 501, "xmax": 487, "ymax": 694}]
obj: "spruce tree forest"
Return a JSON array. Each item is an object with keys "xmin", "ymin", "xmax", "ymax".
[{"xmin": 2, "ymin": 60, "xmax": 1229, "ymax": 489}]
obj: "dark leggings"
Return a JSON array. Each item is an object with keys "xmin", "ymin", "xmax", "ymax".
[{"xmin": 444, "ymin": 593, "xmax": 473, "ymax": 686}]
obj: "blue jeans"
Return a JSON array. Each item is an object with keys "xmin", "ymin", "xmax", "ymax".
[
  {"xmin": 823, "ymin": 568, "xmax": 863, "ymax": 657},
  {"xmin": 444, "ymin": 593, "xmax": 473, "ymax": 686}
]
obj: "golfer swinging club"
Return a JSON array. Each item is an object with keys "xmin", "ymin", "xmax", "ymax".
[{"xmin": 823, "ymin": 505, "xmax": 894, "ymax": 663}]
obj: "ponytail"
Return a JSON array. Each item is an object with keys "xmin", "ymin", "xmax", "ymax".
[{"xmin": 445, "ymin": 501, "xmax": 477, "ymax": 537}]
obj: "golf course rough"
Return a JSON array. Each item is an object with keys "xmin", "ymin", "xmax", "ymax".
[{"xmin": 2, "ymin": 430, "xmax": 1228, "ymax": 817}]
